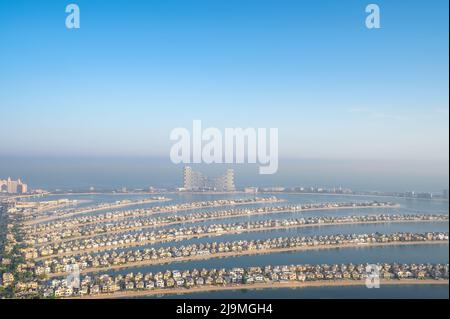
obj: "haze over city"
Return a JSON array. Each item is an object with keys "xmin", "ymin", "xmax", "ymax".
[{"xmin": 0, "ymin": 0, "xmax": 449, "ymax": 303}]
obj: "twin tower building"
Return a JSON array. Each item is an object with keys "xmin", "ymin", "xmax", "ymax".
[
  {"xmin": 0, "ymin": 177, "xmax": 28, "ymax": 194},
  {"xmin": 183, "ymin": 166, "xmax": 235, "ymax": 192}
]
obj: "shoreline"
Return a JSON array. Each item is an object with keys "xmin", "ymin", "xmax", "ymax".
[
  {"xmin": 25, "ymin": 198, "xmax": 172, "ymax": 225},
  {"xmin": 31, "ymin": 203, "xmax": 400, "ymax": 236},
  {"xmin": 27, "ymin": 198, "xmax": 283, "ymax": 226},
  {"xmin": 19, "ymin": 190, "xmax": 449, "ymax": 203},
  {"xmin": 47, "ymin": 241, "xmax": 449, "ymax": 278},
  {"xmin": 71, "ymin": 279, "xmax": 450, "ymax": 299},
  {"xmin": 35, "ymin": 216, "xmax": 445, "ymax": 249},
  {"xmin": 263, "ymin": 192, "xmax": 450, "ymax": 202}
]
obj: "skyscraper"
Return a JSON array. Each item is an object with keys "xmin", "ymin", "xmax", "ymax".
[
  {"xmin": 183, "ymin": 166, "xmax": 207, "ymax": 190},
  {"xmin": 0, "ymin": 177, "xmax": 28, "ymax": 194},
  {"xmin": 214, "ymin": 169, "xmax": 235, "ymax": 192},
  {"xmin": 183, "ymin": 167, "xmax": 235, "ymax": 192}
]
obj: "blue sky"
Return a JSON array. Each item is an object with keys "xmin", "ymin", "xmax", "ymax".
[{"xmin": 0, "ymin": 0, "xmax": 448, "ymax": 163}]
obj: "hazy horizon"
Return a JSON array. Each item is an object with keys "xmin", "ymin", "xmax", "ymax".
[{"xmin": 0, "ymin": 156, "xmax": 447, "ymax": 193}]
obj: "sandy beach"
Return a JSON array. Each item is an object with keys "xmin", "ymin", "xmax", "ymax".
[
  {"xmin": 36, "ymin": 216, "xmax": 446, "ymax": 248},
  {"xmin": 72, "ymin": 279, "xmax": 449, "ymax": 299},
  {"xmin": 25, "ymin": 198, "xmax": 172, "ymax": 225},
  {"xmin": 27, "ymin": 198, "xmax": 283, "ymax": 226},
  {"xmin": 20, "ymin": 201, "xmax": 87, "ymax": 216},
  {"xmin": 31, "ymin": 202, "xmax": 400, "ymax": 236},
  {"xmin": 47, "ymin": 240, "xmax": 449, "ymax": 278}
]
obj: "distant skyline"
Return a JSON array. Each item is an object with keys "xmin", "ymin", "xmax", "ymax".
[
  {"xmin": 0, "ymin": 156, "xmax": 448, "ymax": 193},
  {"xmin": 0, "ymin": 0, "xmax": 448, "ymax": 187}
]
